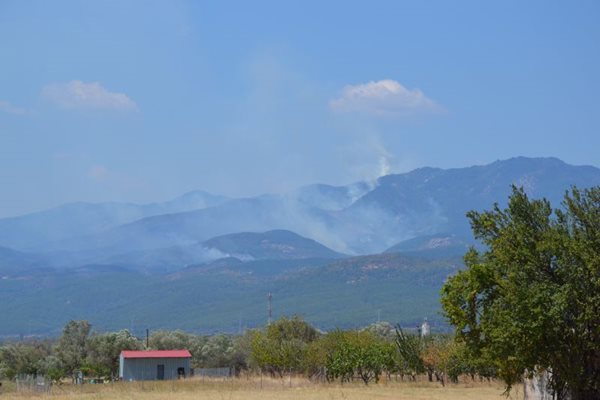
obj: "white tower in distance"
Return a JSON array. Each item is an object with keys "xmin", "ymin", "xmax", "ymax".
[{"xmin": 420, "ymin": 318, "xmax": 430, "ymax": 337}]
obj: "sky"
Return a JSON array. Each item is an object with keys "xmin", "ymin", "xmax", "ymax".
[{"xmin": 1, "ymin": 0, "xmax": 599, "ymax": 218}]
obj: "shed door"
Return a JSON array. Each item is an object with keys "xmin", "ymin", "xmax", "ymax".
[{"xmin": 157, "ymin": 364, "xmax": 165, "ymax": 380}]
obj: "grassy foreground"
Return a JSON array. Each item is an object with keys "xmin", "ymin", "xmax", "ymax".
[{"xmin": 0, "ymin": 376, "xmax": 523, "ymax": 400}]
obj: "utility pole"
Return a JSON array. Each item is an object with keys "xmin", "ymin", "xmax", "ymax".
[
  {"xmin": 146, "ymin": 328, "xmax": 149, "ymax": 349},
  {"xmin": 267, "ymin": 292, "xmax": 272, "ymax": 325}
]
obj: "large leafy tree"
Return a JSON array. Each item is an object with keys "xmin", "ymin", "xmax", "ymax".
[
  {"xmin": 55, "ymin": 320, "xmax": 91, "ymax": 377},
  {"xmin": 441, "ymin": 186, "xmax": 600, "ymax": 399}
]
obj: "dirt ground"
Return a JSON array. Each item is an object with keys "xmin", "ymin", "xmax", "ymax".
[{"xmin": 0, "ymin": 376, "xmax": 524, "ymax": 400}]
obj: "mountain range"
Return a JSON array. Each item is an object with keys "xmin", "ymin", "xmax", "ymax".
[{"xmin": 1, "ymin": 157, "xmax": 599, "ymax": 336}]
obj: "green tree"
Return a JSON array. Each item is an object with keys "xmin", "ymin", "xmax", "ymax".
[
  {"xmin": 0, "ymin": 341, "xmax": 53, "ymax": 379},
  {"xmin": 199, "ymin": 334, "xmax": 234, "ymax": 368},
  {"xmin": 421, "ymin": 335, "xmax": 449, "ymax": 384},
  {"xmin": 326, "ymin": 330, "xmax": 394, "ymax": 385},
  {"xmin": 250, "ymin": 316, "xmax": 318, "ymax": 376},
  {"xmin": 441, "ymin": 186, "xmax": 600, "ymax": 399},
  {"xmin": 86, "ymin": 330, "xmax": 141, "ymax": 379},
  {"xmin": 394, "ymin": 326, "xmax": 424, "ymax": 379},
  {"xmin": 229, "ymin": 331, "xmax": 253, "ymax": 374},
  {"xmin": 149, "ymin": 330, "xmax": 206, "ymax": 367},
  {"xmin": 55, "ymin": 320, "xmax": 91, "ymax": 377},
  {"xmin": 37, "ymin": 355, "xmax": 66, "ymax": 382},
  {"xmin": 303, "ymin": 329, "xmax": 346, "ymax": 379}
]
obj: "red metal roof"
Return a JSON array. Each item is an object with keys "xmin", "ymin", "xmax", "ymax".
[{"xmin": 121, "ymin": 350, "xmax": 192, "ymax": 359}]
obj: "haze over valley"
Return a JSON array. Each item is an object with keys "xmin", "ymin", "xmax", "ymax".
[{"xmin": 1, "ymin": 156, "xmax": 599, "ymax": 336}]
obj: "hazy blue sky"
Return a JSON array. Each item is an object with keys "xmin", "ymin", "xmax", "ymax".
[{"xmin": 1, "ymin": 0, "xmax": 599, "ymax": 217}]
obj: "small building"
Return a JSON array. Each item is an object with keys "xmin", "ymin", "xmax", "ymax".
[{"xmin": 119, "ymin": 350, "xmax": 192, "ymax": 381}]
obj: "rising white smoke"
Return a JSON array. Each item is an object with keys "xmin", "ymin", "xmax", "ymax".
[{"xmin": 378, "ymin": 155, "xmax": 391, "ymax": 178}]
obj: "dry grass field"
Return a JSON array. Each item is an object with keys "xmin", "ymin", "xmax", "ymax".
[{"xmin": 0, "ymin": 376, "xmax": 524, "ymax": 400}]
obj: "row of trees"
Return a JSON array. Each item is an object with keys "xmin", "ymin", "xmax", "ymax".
[
  {"xmin": 247, "ymin": 318, "xmax": 499, "ymax": 386},
  {"xmin": 0, "ymin": 321, "xmax": 246, "ymax": 381},
  {"xmin": 0, "ymin": 317, "xmax": 497, "ymax": 385},
  {"xmin": 0, "ymin": 321, "xmax": 138, "ymax": 381}
]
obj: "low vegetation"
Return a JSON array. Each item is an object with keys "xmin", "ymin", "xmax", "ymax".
[
  {"xmin": 0, "ymin": 317, "xmax": 497, "ymax": 391},
  {"xmin": 0, "ymin": 377, "xmax": 519, "ymax": 400}
]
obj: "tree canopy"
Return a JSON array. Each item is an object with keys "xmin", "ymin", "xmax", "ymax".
[
  {"xmin": 441, "ymin": 186, "xmax": 600, "ymax": 399},
  {"xmin": 250, "ymin": 315, "xmax": 318, "ymax": 376},
  {"xmin": 55, "ymin": 320, "xmax": 91, "ymax": 377}
]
